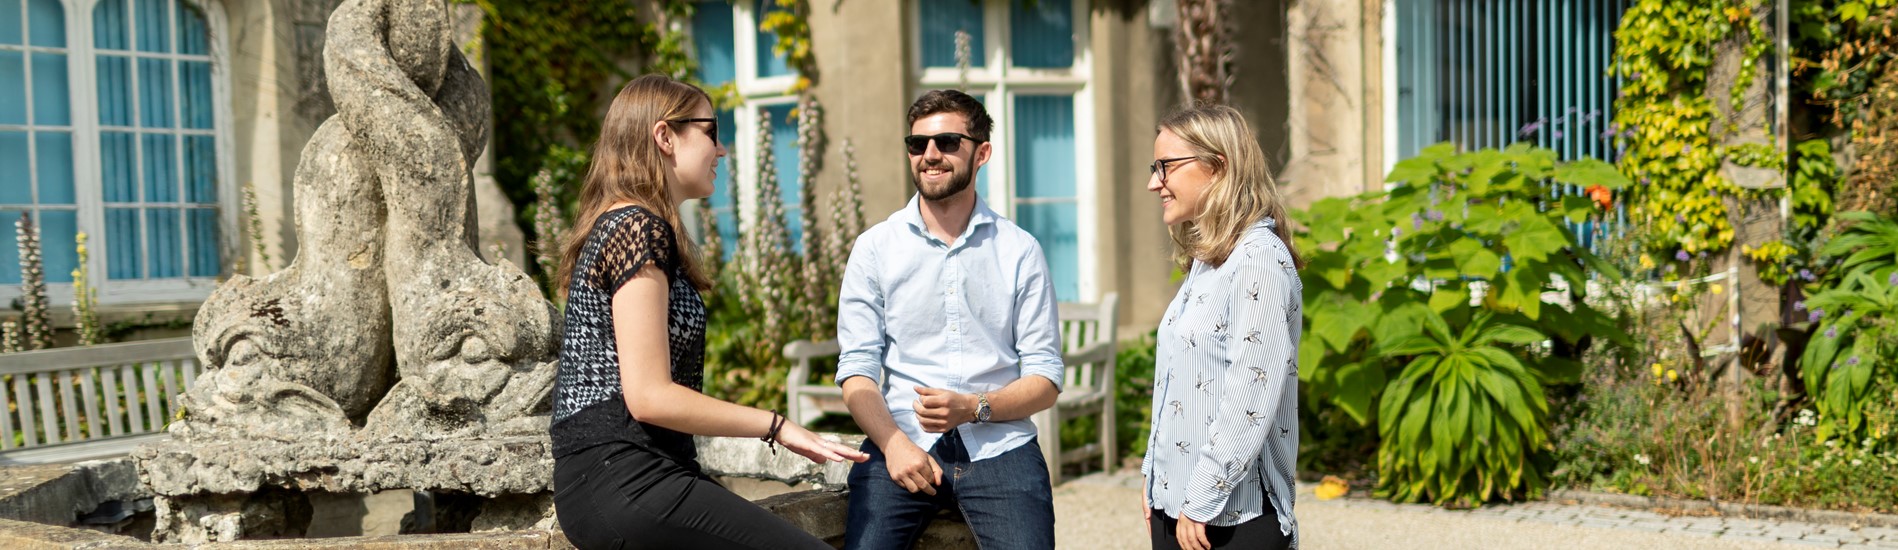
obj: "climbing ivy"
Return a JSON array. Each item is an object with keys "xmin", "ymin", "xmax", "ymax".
[
  {"xmin": 1610, "ymin": 0, "xmax": 1774, "ymax": 268},
  {"xmin": 758, "ymin": 0, "xmax": 818, "ymax": 92}
]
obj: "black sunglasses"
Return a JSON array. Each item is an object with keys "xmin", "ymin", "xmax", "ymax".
[
  {"xmin": 905, "ymin": 133, "xmax": 986, "ymax": 155},
  {"xmin": 670, "ymin": 117, "xmax": 720, "ymax": 144},
  {"xmin": 1150, "ymin": 156, "xmax": 1199, "ymax": 184}
]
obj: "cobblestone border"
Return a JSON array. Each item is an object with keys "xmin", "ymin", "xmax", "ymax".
[{"xmin": 1548, "ymin": 490, "xmax": 1898, "ymax": 530}]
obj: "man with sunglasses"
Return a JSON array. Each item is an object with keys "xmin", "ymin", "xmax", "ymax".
[{"xmin": 834, "ymin": 89, "xmax": 1065, "ymax": 550}]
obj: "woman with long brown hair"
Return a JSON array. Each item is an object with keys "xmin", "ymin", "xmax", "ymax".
[
  {"xmin": 1141, "ymin": 104, "xmax": 1301, "ymax": 550},
  {"xmin": 550, "ymin": 74, "xmax": 866, "ymax": 550}
]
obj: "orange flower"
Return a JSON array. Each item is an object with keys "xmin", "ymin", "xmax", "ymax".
[{"xmin": 1585, "ymin": 184, "xmax": 1613, "ymax": 209}]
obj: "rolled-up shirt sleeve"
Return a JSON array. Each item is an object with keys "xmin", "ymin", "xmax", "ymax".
[
  {"xmin": 1183, "ymin": 262, "xmax": 1294, "ymax": 522},
  {"xmin": 835, "ymin": 235, "xmax": 886, "ymax": 386},
  {"xmin": 1013, "ymin": 240, "xmax": 1065, "ymax": 391}
]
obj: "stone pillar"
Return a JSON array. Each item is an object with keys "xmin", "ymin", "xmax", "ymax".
[
  {"xmin": 807, "ymin": 0, "xmax": 911, "ymax": 218},
  {"xmin": 1282, "ymin": 0, "xmax": 1382, "ymax": 209},
  {"xmin": 1708, "ymin": 9, "xmax": 1784, "ymax": 374}
]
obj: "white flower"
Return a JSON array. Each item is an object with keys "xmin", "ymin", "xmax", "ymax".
[
  {"xmin": 1853, "ymin": 459, "xmax": 1864, "ymax": 466},
  {"xmin": 1865, "ymin": 438, "xmax": 1876, "ymax": 448},
  {"xmin": 1826, "ymin": 439, "xmax": 1837, "ymax": 448},
  {"xmin": 1634, "ymin": 454, "xmax": 1651, "ymax": 466},
  {"xmin": 1748, "ymin": 456, "xmax": 1759, "ymax": 464}
]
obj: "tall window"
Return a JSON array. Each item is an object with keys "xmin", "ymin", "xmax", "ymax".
[
  {"xmin": 1, "ymin": 0, "xmax": 228, "ymax": 305},
  {"xmin": 915, "ymin": 0, "xmax": 1093, "ymax": 301},
  {"xmin": 689, "ymin": 0, "xmax": 801, "ymax": 258}
]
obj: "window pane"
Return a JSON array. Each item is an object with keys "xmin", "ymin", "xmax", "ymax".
[
  {"xmin": 0, "ymin": 212, "xmax": 19, "ymax": 283},
  {"xmin": 145, "ymin": 207, "xmax": 179, "ymax": 277},
  {"xmin": 0, "ymin": 0, "xmax": 19, "ymax": 45},
  {"xmin": 135, "ymin": 0, "xmax": 168, "ymax": 53},
  {"xmin": 188, "ymin": 208, "xmax": 217, "ymax": 277},
  {"xmin": 1010, "ymin": 0, "xmax": 1072, "ymax": 68},
  {"xmin": 753, "ymin": 1, "xmax": 793, "ymax": 78},
  {"xmin": 92, "ymin": 0, "xmax": 126, "ymax": 50},
  {"xmin": 30, "ymin": 52, "xmax": 67, "ymax": 125},
  {"xmin": 184, "ymin": 134, "xmax": 214, "ymax": 202},
  {"xmin": 0, "ymin": 131, "xmax": 27, "ymax": 204},
  {"xmin": 0, "ymin": 52, "xmax": 23, "ymax": 125},
  {"xmin": 715, "ymin": 207, "xmax": 737, "ymax": 260},
  {"xmin": 709, "ymin": 108, "xmax": 737, "ymax": 258},
  {"xmin": 39, "ymin": 208, "xmax": 74, "ymax": 283},
  {"xmin": 920, "ymin": 0, "xmax": 984, "ymax": 68},
  {"xmin": 180, "ymin": 60, "xmax": 210, "ymax": 128},
  {"xmin": 1015, "ymin": 202, "xmax": 1078, "ymax": 301},
  {"xmin": 105, "ymin": 207, "xmax": 139, "ymax": 279},
  {"xmin": 101, "ymin": 131, "xmax": 136, "ymax": 201},
  {"xmin": 26, "ymin": 0, "xmax": 60, "ymax": 47},
  {"xmin": 691, "ymin": 3, "xmax": 735, "ymax": 84},
  {"xmin": 96, "ymin": 55, "xmax": 130, "ymax": 126},
  {"xmin": 35, "ymin": 131, "xmax": 71, "ymax": 204},
  {"xmin": 138, "ymin": 57, "xmax": 172, "ymax": 128},
  {"xmin": 142, "ymin": 133, "xmax": 176, "ymax": 202},
  {"xmin": 176, "ymin": 2, "xmax": 205, "ymax": 55},
  {"xmin": 969, "ymin": 92, "xmax": 989, "ymax": 198},
  {"xmin": 1013, "ymin": 95, "xmax": 1074, "ymax": 198}
]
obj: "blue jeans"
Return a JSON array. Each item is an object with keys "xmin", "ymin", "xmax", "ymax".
[{"xmin": 844, "ymin": 431, "xmax": 1055, "ymax": 550}]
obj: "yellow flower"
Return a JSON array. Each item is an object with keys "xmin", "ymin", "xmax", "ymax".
[
  {"xmin": 1666, "ymin": 369, "xmax": 1679, "ymax": 382},
  {"xmin": 1652, "ymin": 363, "xmax": 1664, "ymax": 378},
  {"xmin": 1639, "ymin": 255, "xmax": 1655, "ymax": 269},
  {"xmin": 1710, "ymin": 284, "xmax": 1724, "ymax": 295},
  {"xmin": 1314, "ymin": 475, "xmax": 1349, "ymax": 501}
]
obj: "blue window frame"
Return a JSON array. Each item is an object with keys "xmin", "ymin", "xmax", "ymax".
[
  {"xmin": 1013, "ymin": 95, "xmax": 1078, "ymax": 300},
  {"xmin": 688, "ymin": 0, "xmax": 803, "ymax": 257},
  {"xmin": 1, "ymin": 0, "xmax": 76, "ymax": 285}
]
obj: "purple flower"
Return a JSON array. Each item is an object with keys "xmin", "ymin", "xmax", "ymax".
[
  {"xmin": 1800, "ymin": 269, "xmax": 1816, "ymax": 282},
  {"xmin": 1674, "ymin": 214, "xmax": 1686, "ymax": 223},
  {"xmin": 1412, "ymin": 213, "xmax": 1424, "ymax": 230},
  {"xmin": 1624, "ymin": 128, "xmax": 1637, "ymax": 139},
  {"xmin": 1426, "ymin": 210, "xmax": 1445, "ymax": 222},
  {"xmin": 1683, "ymin": 144, "xmax": 1693, "ymax": 154},
  {"xmin": 1643, "ymin": 177, "xmax": 1653, "ymax": 186},
  {"xmin": 1846, "ymin": 309, "xmax": 1854, "ymax": 318},
  {"xmin": 1676, "ymin": 250, "xmax": 1691, "ymax": 262},
  {"xmin": 1698, "ymin": 251, "xmax": 1708, "ymax": 259},
  {"xmin": 1811, "ymin": 308, "xmax": 1825, "ymax": 323},
  {"xmin": 1553, "ymin": 130, "xmax": 1565, "ymax": 140},
  {"xmin": 1518, "ymin": 118, "xmax": 1547, "ymax": 138},
  {"xmin": 1826, "ymin": 326, "xmax": 1838, "ymax": 338},
  {"xmin": 1889, "ymin": 272, "xmax": 1897, "ymax": 286},
  {"xmin": 1794, "ymin": 301, "xmax": 1806, "ymax": 312},
  {"xmin": 1848, "ymin": 356, "xmax": 1861, "ymax": 366}
]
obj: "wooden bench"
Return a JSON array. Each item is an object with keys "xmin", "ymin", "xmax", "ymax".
[
  {"xmin": 781, "ymin": 293, "xmax": 1120, "ymax": 484},
  {"xmin": 0, "ymin": 337, "xmax": 197, "ymax": 464}
]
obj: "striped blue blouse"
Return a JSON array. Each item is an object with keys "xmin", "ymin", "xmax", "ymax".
[{"xmin": 1143, "ymin": 219, "xmax": 1301, "ymax": 545}]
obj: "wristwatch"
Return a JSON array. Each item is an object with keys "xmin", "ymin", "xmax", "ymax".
[{"xmin": 973, "ymin": 393, "xmax": 992, "ymax": 424}]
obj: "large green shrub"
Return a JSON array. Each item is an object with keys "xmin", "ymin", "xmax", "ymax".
[
  {"xmin": 1295, "ymin": 143, "xmax": 1632, "ymax": 506},
  {"xmin": 1801, "ymin": 211, "xmax": 1898, "ymax": 442}
]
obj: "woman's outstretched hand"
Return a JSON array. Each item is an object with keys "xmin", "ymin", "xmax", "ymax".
[{"xmin": 776, "ymin": 423, "xmax": 872, "ymax": 464}]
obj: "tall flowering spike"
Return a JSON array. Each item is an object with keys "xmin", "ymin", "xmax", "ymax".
[
  {"xmin": 15, "ymin": 213, "xmax": 52, "ymax": 350},
  {"xmin": 797, "ymin": 96, "xmax": 831, "ymax": 337},
  {"xmin": 751, "ymin": 113, "xmax": 794, "ymax": 346},
  {"xmin": 1, "ymin": 320, "xmax": 18, "ymax": 354},
  {"xmin": 242, "ymin": 179, "xmax": 271, "ymax": 272},
  {"xmin": 72, "ymin": 232, "xmax": 101, "ymax": 346},
  {"xmin": 530, "ymin": 167, "xmax": 569, "ymax": 295},
  {"xmin": 954, "ymin": 29, "xmax": 972, "ymax": 91},
  {"xmin": 697, "ymin": 196, "xmax": 724, "ymax": 277}
]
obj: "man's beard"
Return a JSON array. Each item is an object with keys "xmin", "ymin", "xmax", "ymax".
[{"xmin": 911, "ymin": 160, "xmax": 974, "ymax": 202}]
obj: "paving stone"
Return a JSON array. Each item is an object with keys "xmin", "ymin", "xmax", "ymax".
[{"xmin": 1780, "ymin": 537, "xmax": 1843, "ymax": 548}]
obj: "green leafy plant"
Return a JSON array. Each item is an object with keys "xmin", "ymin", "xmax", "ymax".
[
  {"xmin": 1375, "ymin": 308, "xmax": 1559, "ymax": 506},
  {"xmin": 1295, "ymin": 142, "xmax": 1632, "ymax": 506},
  {"xmin": 1799, "ymin": 211, "xmax": 1898, "ymax": 442}
]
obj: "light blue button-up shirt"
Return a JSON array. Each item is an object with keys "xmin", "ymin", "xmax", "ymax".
[{"xmin": 835, "ymin": 195, "xmax": 1065, "ymax": 461}]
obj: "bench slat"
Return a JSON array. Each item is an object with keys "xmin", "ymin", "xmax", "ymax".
[
  {"xmin": 59, "ymin": 370, "xmax": 80, "ymax": 442},
  {"xmin": 102, "ymin": 365, "xmax": 124, "ymax": 437},
  {"xmin": 77, "ymin": 367, "xmax": 102, "ymax": 440},
  {"xmin": 159, "ymin": 359, "xmax": 181, "ymax": 421},
  {"xmin": 142, "ymin": 363, "xmax": 164, "ymax": 432},
  {"xmin": 120, "ymin": 365, "xmax": 144, "ymax": 435},
  {"xmin": 0, "ymin": 376, "xmax": 14, "ymax": 450},
  {"xmin": 0, "ymin": 338, "xmax": 195, "ymax": 375},
  {"xmin": 16, "ymin": 375, "xmax": 36, "ymax": 447},
  {"xmin": 35, "ymin": 372, "xmax": 58, "ymax": 446}
]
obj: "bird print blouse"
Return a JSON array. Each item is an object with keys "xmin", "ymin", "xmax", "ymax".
[{"xmin": 1143, "ymin": 218, "xmax": 1301, "ymax": 545}]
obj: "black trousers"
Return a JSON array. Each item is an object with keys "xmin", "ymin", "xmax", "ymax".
[
  {"xmin": 554, "ymin": 442, "xmax": 833, "ymax": 550},
  {"xmin": 1148, "ymin": 507, "xmax": 1293, "ymax": 550}
]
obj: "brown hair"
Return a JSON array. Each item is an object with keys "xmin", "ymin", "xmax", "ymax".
[
  {"xmin": 555, "ymin": 75, "xmax": 715, "ymax": 299},
  {"xmin": 907, "ymin": 89, "xmax": 993, "ymax": 141},
  {"xmin": 1158, "ymin": 104, "xmax": 1301, "ymax": 269}
]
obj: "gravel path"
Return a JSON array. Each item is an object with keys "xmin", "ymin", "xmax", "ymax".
[{"xmin": 1053, "ymin": 471, "xmax": 1898, "ymax": 549}]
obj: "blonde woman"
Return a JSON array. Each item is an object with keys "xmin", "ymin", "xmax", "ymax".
[
  {"xmin": 550, "ymin": 75, "xmax": 866, "ymax": 550},
  {"xmin": 1141, "ymin": 104, "xmax": 1302, "ymax": 550}
]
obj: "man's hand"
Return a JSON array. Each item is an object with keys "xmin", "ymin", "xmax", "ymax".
[
  {"xmin": 883, "ymin": 436, "xmax": 943, "ymax": 495},
  {"xmin": 914, "ymin": 386, "xmax": 978, "ymax": 433}
]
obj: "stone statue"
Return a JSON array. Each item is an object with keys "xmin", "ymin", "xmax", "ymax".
[{"xmin": 180, "ymin": 0, "xmax": 556, "ymax": 442}]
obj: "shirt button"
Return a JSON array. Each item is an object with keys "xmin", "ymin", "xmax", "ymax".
[{"xmin": 947, "ymin": 287, "xmax": 957, "ymax": 295}]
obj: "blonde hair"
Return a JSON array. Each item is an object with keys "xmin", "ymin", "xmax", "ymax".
[
  {"xmin": 556, "ymin": 75, "xmax": 715, "ymax": 299},
  {"xmin": 1158, "ymin": 104, "xmax": 1301, "ymax": 269}
]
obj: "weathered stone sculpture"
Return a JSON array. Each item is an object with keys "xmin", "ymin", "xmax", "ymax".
[
  {"xmin": 138, "ymin": 0, "xmax": 559, "ymax": 542},
  {"xmin": 179, "ymin": 0, "xmax": 554, "ymax": 442}
]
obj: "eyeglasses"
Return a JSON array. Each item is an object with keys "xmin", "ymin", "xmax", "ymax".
[
  {"xmin": 1150, "ymin": 156, "xmax": 1199, "ymax": 185},
  {"xmin": 905, "ymin": 133, "xmax": 985, "ymax": 155},
  {"xmin": 670, "ymin": 118, "xmax": 719, "ymax": 144}
]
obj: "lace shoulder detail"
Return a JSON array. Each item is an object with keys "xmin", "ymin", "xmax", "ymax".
[{"xmin": 585, "ymin": 205, "xmax": 678, "ymax": 293}]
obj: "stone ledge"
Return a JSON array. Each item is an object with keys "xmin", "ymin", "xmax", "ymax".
[
  {"xmin": 1547, "ymin": 489, "xmax": 1898, "ymax": 529},
  {"xmin": 695, "ymin": 434, "xmax": 863, "ymax": 490},
  {"xmin": 134, "ymin": 437, "xmax": 552, "ymax": 497},
  {"xmin": 0, "ymin": 460, "xmax": 146, "ymax": 526},
  {"xmin": 0, "ymin": 518, "xmax": 577, "ymax": 550}
]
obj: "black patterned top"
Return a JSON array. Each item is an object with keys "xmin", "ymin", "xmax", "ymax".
[{"xmin": 551, "ymin": 205, "xmax": 707, "ymax": 465}]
